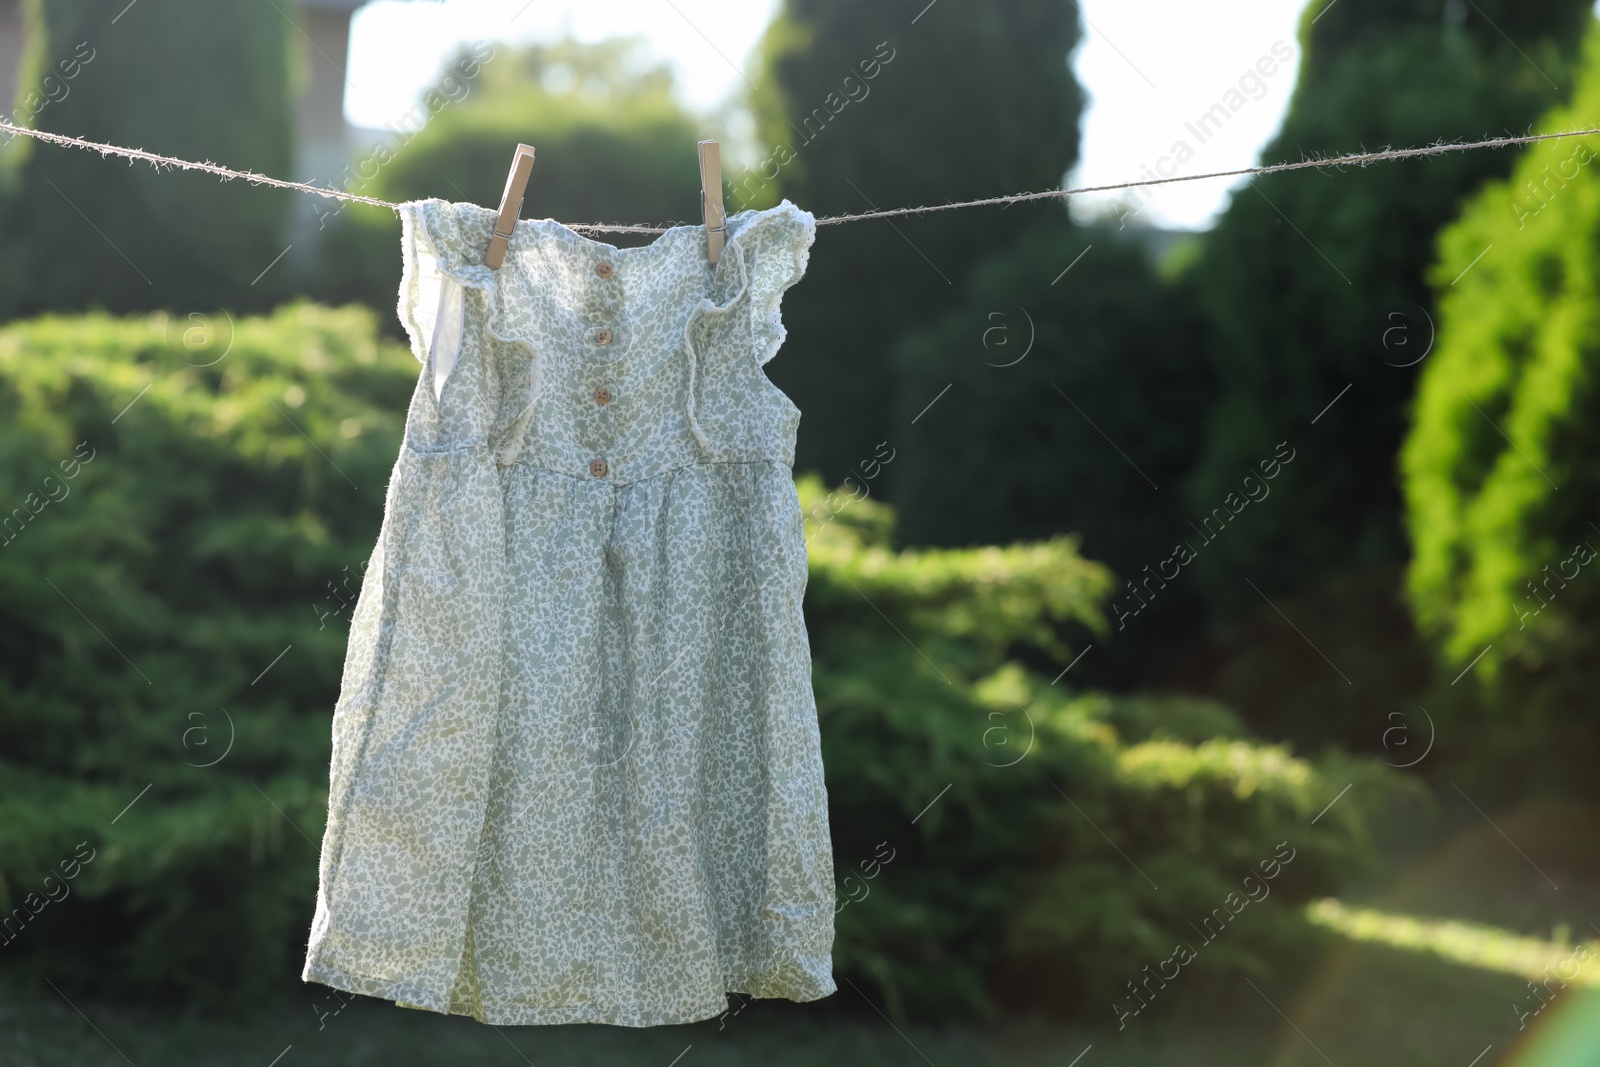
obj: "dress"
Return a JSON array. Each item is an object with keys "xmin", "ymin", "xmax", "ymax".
[{"xmin": 301, "ymin": 197, "xmax": 836, "ymax": 1027}]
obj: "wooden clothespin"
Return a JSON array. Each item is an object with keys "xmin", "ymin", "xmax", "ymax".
[
  {"xmin": 485, "ymin": 143, "xmax": 535, "ymax": 269},
  {"xmin": 698, "ymin": 140, "xmax": 725, "ymax": 266}
]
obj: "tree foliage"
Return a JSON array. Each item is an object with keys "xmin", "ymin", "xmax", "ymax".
[
  {"xmin": 311, "ymin": 38, "xmax": 707, "ymax": 318},
  {"xmin": 1399, "ymin": 22, "xmax": 1600, "ymax": 796},
  {"xmin": 886, "ymin": 220, "xmax": 1211, "ymax": 686},
  {"xmin": 1180, "ymin": 0, "xmax": 1591, "ymax": 621},
  {"xmin": 750, "ymin": 0, "xmax": 1084, "ymax": 484},
  {"xmin": 1406, "ymin": 21, "xmax": 1600, "ymax": 665},
  {"xmin": 0, "ymin": 0, "xmax": 295, "ymax": 318}
]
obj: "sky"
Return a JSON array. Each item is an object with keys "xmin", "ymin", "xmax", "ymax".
[{"xmin": 346, "ymin": 0, "xmax": 1311, "ymax": 231}]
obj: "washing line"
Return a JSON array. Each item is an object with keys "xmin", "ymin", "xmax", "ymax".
[{"xmin": 0, "ymin": 119, "xmax": 1595, "ymax": 236}]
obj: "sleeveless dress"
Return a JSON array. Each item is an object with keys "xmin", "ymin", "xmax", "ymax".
[{"xmin": 301, "ymin": 197, "xmax": 835, "ymax": 1027}]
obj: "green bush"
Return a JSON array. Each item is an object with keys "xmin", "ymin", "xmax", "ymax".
[
  {"xmin": 802, "ymin": 479, "xmax": 1406, "ymax": 1020},
  {"xmin": 0, "ymin": 304, "xmax": 416, "ymax": 1004},
  {"xmin": 0, "ymin": 309, "xmax": 1403, "ymax": 1020},
  {"xmin": 0, "ymin": 0, "xmax": 295, "ymax": 318},
  {"xmin": 1400, "ymin": 21, "xmax": 1600, "ymax": 796}
]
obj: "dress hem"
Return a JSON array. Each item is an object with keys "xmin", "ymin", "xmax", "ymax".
[{"xmin": 303, "ymin": 958, "xmax": 836, "ymax": 1028}]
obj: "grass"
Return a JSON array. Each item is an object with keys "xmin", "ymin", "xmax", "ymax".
[
  {"xmin": 8, "ymin": 802, "xmax": 1600, "ymax": 1067},
  {"xmin": 1267, "ymin": 801, "xmax": 1600, "ymax": 1067},
  {"xmin": 0, "ymin": 987, "xmax": 1278, "ymax": 1067}
]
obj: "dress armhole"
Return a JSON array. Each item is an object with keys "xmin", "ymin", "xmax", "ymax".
[
  {"xmin": 398, "ymin": 201, "xmax": 450, "ymax": 367},
  {"xmin": 429, "ymin": 276, "xmax": 466, "ymax": 402},
  {"xmin": 738, "ymin": 203, "xmax": 817, "ymax": 368}
]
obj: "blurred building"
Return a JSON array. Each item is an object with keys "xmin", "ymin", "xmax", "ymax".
[{"xmin": 294, "ymin": 0, "xmax": 369, "ymax": 186}]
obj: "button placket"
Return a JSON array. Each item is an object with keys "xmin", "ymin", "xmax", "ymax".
[{"xmin": 585, "ymin": 253, "xmax": 622, "ymax": 483}]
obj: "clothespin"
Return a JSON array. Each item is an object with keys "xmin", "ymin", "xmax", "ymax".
[
  {"xmin": 698, "ymin": 140, "xmax": 725, "ymax": 266},
  {"xmin": 485, "ymin": 143, "xmax": 535, "ymax": 269}
]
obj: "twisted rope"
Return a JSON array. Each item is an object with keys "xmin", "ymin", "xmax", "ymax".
[{"xmin": 3, "ymin": 118, "xmax": 1594, "ymax": 236}]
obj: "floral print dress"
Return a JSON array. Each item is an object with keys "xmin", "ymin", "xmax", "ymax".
[{"xmin": 301, "ymin": 197, "xmax": 835, "ymax": 1027}]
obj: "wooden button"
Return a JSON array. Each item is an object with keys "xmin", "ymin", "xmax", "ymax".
[
  {"xmin": 595, "ymin": 261, "xmax": 614, "ymax": 279},
  {"xmin": 594, "ymin": 386, "xmax": 613, "ymax": 406},
  {"xmin": 589, "ymin": 458, "xmax": 609, "ymax": 478},
  {"xmin": 594, "ymin": 327, "xmax": 613, "ymax": 345}
]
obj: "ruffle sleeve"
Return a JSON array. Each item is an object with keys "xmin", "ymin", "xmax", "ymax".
[
  {"xmin": 397, "ymin": 198, "xmax": 506, "ymax": 359},
  {"xmin": 398, "ymin": 199, "xmax": 540, "ymax": 466},
  {"xmin": 718, "ymin": 201, "xmax": 816, "ymax": 367}
]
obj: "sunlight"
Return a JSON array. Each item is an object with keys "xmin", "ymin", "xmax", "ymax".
[{"xmin": 1307, "ymin": 898, "xmax": 1600, "ymax": 986}]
